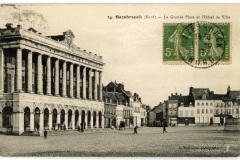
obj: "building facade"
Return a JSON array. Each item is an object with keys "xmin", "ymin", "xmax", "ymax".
[
  {"xmin": 0, "ymin": 24, "xmax": 104, "ymax": 135},
  {"xmin": 151, "ymin": 86, "xmax": 239, "ymax": 127},
  {"xmin": 103, "ymin": 81, "xmax": 145, "ymax": 128}
]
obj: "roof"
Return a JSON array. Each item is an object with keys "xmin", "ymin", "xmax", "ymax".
[
  {"xmin": 211, "ymin": 94, "xmax": 225, "ymax": 100},
  {"xmin": 103, "ymin": 91, "xmax": 127, "ymax": 102},
  {"xmin": 47, "ymin": 35, "xmax": 65, "ymax": 41},
  {"xmin": 168, "ymin": 95, "xmax": 191, "ymax": 106},
  {"xmin": 229, "ymin": 91, "xmax": 240, "ymax": 100},
  {"xmin": 115, "ymin": 92, "xmax": 126, "ymax": 101},
  {"xmin": 191, "ymin": 88, "xmax": 210, "ymax": 100}
]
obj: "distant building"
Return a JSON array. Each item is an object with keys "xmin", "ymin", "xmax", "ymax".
[
  {"xmin": 103, "ymin": 81, "xmax": 146, "ymax": 128},
  {"xmin": 151, "ymin": 86, "xmax": 239, "ymax": 127}
]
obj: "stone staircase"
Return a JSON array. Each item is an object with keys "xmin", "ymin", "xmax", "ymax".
[{"xmin": 21, "ymin": 130, "xmax": 40, "ymax": 136}]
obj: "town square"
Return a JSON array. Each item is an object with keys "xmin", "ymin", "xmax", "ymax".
[
  {"xmin": 0, "ymin": 126, "xmax": 239, "ymax": 157},
  {"xmin": 0, "ymin": 4, "xmax": 240, "ymax": 157}
]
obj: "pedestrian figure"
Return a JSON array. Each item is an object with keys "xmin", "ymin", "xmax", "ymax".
[
  {"xmin": 78, "ymin": 125, "xmax": 81, "ymax": 132},
  {"xmin": 81, "ymin": 126, "xmax": 84, "ymax": 133},
  {"xmin": 58, "ymin": 123, "xmax": 60, "ymax": 130},
  {"xmin": 163, "ymin": 121, "xmax": 167, "ymax": 133},
  {"xmin": 36, "ymin": 123, "xmax": 40, "ymax": 135},
  {"xmin": 134, "ymin": 126, "xmax": 138, "ymax": 134},
  {"xmin": 63, "ymin": 124, "xmax": 66, "ymax": 131},
  {"xmin": 44, "ymin": 129, "xmax": 48, "ymax": 139}
]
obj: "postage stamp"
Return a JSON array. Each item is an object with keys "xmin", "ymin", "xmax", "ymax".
[{"xmin": 163, "ymin": 22, "xmax": 231, "ymax": 68}]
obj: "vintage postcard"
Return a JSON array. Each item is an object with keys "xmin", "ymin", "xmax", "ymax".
[{"xmin": 0, "ymin": 4, "xmax": 239, "ymax": 157}]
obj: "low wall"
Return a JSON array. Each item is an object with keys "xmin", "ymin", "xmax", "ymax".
[{"xmin": 224, "ymin": 118, "xmax": 240, "ymax": 131}]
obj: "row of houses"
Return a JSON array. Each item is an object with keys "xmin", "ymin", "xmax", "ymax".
[
  {"xmin": 149, "ymin": 86, "xmax": 240, "ymax": 127},
  {"xmin": 103, "ymin": 81, "xmax": 148, "ymax": 128}
]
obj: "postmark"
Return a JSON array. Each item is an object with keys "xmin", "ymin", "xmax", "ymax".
[{"xmin": 163, "ymin": 22, "xmax": 231, "ymax": 68}]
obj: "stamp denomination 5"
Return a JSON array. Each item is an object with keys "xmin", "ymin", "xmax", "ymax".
[{"xmin": 163, "ymin": 22, "xmax": 231, "ymax": 68}]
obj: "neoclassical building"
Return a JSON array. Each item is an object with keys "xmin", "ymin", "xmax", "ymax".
[{"xmin": 0, "ymin": 23, "xmax": 104, "ymax": 135}]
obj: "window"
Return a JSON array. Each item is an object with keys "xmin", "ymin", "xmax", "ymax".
[
  {"xmin": 197, "ymin": 109, "xmax": 200, "ymax": 114},
  {"xmin": 210, "ymin": 109, "xmax": 213, "ymax": 114},
  {"xmin": 237, "ymin": 109, "xmax": 239, "ymax": 114},
  {"xmin": 197, "ymin": 103, "xmax": 200, "ymax": 106},
  {"xmin": 206, "ymin": 103, "xmax": 208, "ymax": 106},
  {"xmin": 210, "ymin": 103, "xmax": 213, "ymax": 106},
  {"xmin": 2, "ymin": 107, "xmax": 13, "ymax": 128},
  {"xmin": 180, "ymin": 110, "xmax": 183, "ymax": 116},
  {"xmin": 185, "ymin": 110, "xmax": 189, "ymax": 116},
  {"xmin": 206, "ymin": 109, "xmax": 208, "ymax": 114},
  {"xmin": 202, "ymin": 94, "xmax": 206, "ymax": 100},
  {"xmin": 202, "ymin": 103, "xmax": 204, "ymax": 106},
  {"xmin": 191, "ymin": 110, "xmax": 194, "ymax": 116},
  {"xmin": 216, "ymin": 109, "xmax": 218, "ymax": 114},
  {"xmin": 202, "ymin": 109, "xmax": 204, "ymax": 114}
]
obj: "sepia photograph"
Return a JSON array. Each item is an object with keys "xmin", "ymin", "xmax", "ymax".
[{"xmin": 0, "ymin": 3, "xmax": 239, "ymax": 157}]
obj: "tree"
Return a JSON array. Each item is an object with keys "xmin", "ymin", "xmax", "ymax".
[{"xmin": 1, "ymin": 4, "xmax": 49, "ymax": 34}]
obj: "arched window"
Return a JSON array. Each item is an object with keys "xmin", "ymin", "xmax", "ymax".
[{"xmin": 2, "ymin": 106, "xmax": 13, "ymax": 128}]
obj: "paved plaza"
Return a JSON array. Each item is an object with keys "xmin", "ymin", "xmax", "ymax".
[{"xmin": 0, "ymin": 126, "xmax": 239, "ymax": 157}]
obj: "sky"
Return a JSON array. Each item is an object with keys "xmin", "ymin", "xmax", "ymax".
[{"xmin": 1, "ymin": 4, "xmax": 240, "ymax": 107}]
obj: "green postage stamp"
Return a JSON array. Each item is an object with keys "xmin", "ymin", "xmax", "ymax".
[{"xmin": 163, "ymin": 22, "xmax": 231, "ymax": 68}]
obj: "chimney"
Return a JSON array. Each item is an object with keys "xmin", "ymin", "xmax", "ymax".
[
  {"xmin": 180, "ymin": 93, "xmax": 182, "ymax": 96},
  {"xmin": 6, "ymin": 23, "xmax": 12, "ymax": 29},
  {"xmin": 175, "ymin": 92, "xmax": 177, "ymax": 95},
  {"xmin": 190, "ymin": 86, "xmax": 193, "ymax": 94}
]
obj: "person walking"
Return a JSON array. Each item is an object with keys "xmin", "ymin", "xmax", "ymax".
[
  {"xmin": 163, "ymin": 121, "xmax": 167, "ymax": 133},
  {"xmin": 134, "ymin": 126, "xmax": 138, "ymax": 134},
  {"xmin": 78, "ymin": 125, "xmax": 81, "ymax": 132},
  {"xmin": 44, "ymin": 129, "xmax": 48, "ymax": 139}
]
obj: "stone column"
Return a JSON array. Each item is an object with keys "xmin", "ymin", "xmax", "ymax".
[
  {"xmin": 49, "ymin": 112, "xmax": 52, "ymax": 130},
  {"xmin": 55, "ymin": 59, "xmax": 59, "ymax": 96},
  {"xmin": 99, "ymin": 71, "xmax": 103, "ymax": 101},
  {"xmin": 91, "ymin": 113, "xmax": 93, "ymax": 128},
  {"xmin": 12, "ymin": 112, "xmax": 24, "ymax": 135},
  {"xmin": 27, "ymin": 51, "xmax": 33, "ymax": 93},
  {"xmin": 96, "ymin": 114, "xmax": 99, "ymax": 128},
  {"xmin": 78, "ymin": 113, "xmax": 82, "ymax": 127},
  {"xmin": 70, "ymin": 63, "xmax": 74, "ymax": 98},
  {"xmin": 88, "ymin": 68, "xmax": 92, "ymax": 100},
  {"xmin": 62, "ymin": 61, "xmax": 67, "ymax": 97},
  {"xmin": 64, "ymin": 113, "xmax": 68, "ymax": 129},
  {"xmin": 39, "ymin": 111, "xmax": 44, "ymax": 131},
  {"xmin": 0, "ymin": 112, "xmax": 2, "ymax": 128},
  {"xmin": 72, "ymin": 113, "xmax": 75, "ymax": 129},
  {"xmin": 37, "ymin": 54, "xmax": 43, "ymax": 94},
  {"xmin": 94, "ymin": 70, "xmax": 98, "ymax": 101},
  {"xmin": 82, "ymin": 66, "xmax": 86, "ymax": 99},
  {"xmin": 46, "ymin": 56, "xmax": 51, "ymax": 95},
  {"xmin": 76, "ymin": 65, "xmax": 80, "ymax": 99},
  {"xmin": 102, "ymin": 115, "xmax": 105, "ymax": 128},
  {"xmin": 0, "ymin": 48, "xmax": 3, "ymax": 93},
  {"xmin": 85, "ymin": 114, "xmax": 88, "ymax": 129},
  {"xmin": 16, "ymin": 49, "xmax": 22, "ymax": 92},
  {"xmin": 30, "ymin": 112, "xmax": 34, "ymax": 131}
]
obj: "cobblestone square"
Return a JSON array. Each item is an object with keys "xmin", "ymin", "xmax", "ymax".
[{"xmin": 0, "ymin": 126, "xmax": 239, "ymax": 157}]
